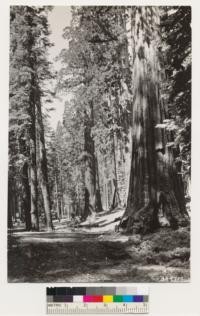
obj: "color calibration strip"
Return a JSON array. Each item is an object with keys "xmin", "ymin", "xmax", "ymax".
[{"xmin": 46, "ymin": 287, "xmax": 149, "ymax": 314}]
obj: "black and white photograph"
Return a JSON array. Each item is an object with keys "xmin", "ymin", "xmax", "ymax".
[{"xmin": 8, "ymin": 5, "xmax": 191, "ymax": 283}]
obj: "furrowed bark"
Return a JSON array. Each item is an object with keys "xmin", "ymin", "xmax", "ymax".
[{"xmin": 122, "ymin": 7, "xmax": 189, "ymax": 234}]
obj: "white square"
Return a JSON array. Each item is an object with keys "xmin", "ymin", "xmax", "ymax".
[{"xmin": 73, "ymin": 295, "xmax": 83, "ymax": 302}]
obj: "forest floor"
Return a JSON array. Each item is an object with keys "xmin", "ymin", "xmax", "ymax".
[{"xmin": 8, "ymin": 209, "xmax": 190, "ymax": 283}]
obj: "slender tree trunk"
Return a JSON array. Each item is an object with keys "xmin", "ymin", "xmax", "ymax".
[
  {"xmin": 8, "ymin": 178, "xmax": 13, "ymax": 229},
  {"xmin": 60, "ymin": 172, "xmax": 64, "ymax": 218},
  {"xmin": 21, "ymin": 162, "xmax": 31, "ymax": 230},
  {"xmin": 111, "ymin": 133, "xmax": 121, "ymax": 210},
  {"xmin": 27, "ymin": 10, "xmax": 39, "ymax": 231},
  {"xmin": 12, "ymin": 183, "xmax": 17, "ymax": 222},
  {"xmin": 18, "ymin": 196, "xmax": 23, "ymax": 221},
  {"xmin": 56, "ymin": 154, "xmax": 64, "ymax": 219},
  {"xmin": 55, "ymin": 176, "xmax": 61, "ymax": 219},
  {"xmin": 36, "ymin": 101, "xmax": 53, "ymax": 230},
  {"xmin": 122, "ymin": 7, "xmax": 189, "ymax": 234},
  {"xmin": 95, "ymin": 155, "xmax": 103, "ymax": 212},
  {"xmin": 84, "ymin": 115, "xmax": 96, "ymax": 218}
]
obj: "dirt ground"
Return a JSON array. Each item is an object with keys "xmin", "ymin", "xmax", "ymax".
[{"xmin": 8, "ymin": 213, "xmax": 190, "ymax": 283}]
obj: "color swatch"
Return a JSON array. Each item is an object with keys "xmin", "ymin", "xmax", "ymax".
[{"xmin": 47, "ymin": 287, "xmax": 149, "ymax": 303}]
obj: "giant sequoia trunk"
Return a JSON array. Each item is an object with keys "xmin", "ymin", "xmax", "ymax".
[
  {"xmin": 122, "ymin": 7, "xmax": 189, "ymax": 233},
  {"xmin": 84, "ymin": 104, "xmax": 103, "ymax": 218},
  {"xmin": 36, "ymin": 101, "xmax": 53, "ymax": 230}
]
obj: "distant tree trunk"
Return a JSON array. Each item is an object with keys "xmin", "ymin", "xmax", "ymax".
[
  {"xmin": 55, "ymin": 176, "xmax": 61, "ymax": 219},
  {"xmin": 21, "ymin": 162, "xmax": 31, "ymax": 230},
  {"xmin": 60, "ymin": 172, "xmax": 64, "ymax": 218},
  {"xmin": 56, "ymin": 154, "xmax": 64, "ymax": 219},
  {"xmin": 60, "ymin": 196, "xmax": 64, "ymax": 218},
  {"xmin": 36, "ymin": 101, "xmax": 53, "ymax": 231},
  {"xmin": 8, "ymin": 178, "xmax": 13, "ymax": 229},
  {"xmin": 11, "ymin": 181, "xmax": 17, "ymax": 223},
  {"xmin": 95, "ymin": 156, "xmax": 103, "ymax": 213},
  {"xmin": 8, "ymin": 201, "xmax": 13, "ymax": 229},
  {"xmin": 111, "ymin": 133, "xmax": 121, "ymax": 210},
  {"xmin": 84, "ymin": 114, "xmax": 96, "ymax": 217},
  {"xmin": 84, "ymin": 103, "xmax": 102, "ymax": 218},
  {"xmin": 122, "ymin": 7, "xmax": 189, "ymax": 234}
]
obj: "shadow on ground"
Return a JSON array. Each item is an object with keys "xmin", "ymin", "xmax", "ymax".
[{"xmin": 8, "ymin": 227, "xmax": 190, "ymax": 283}]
